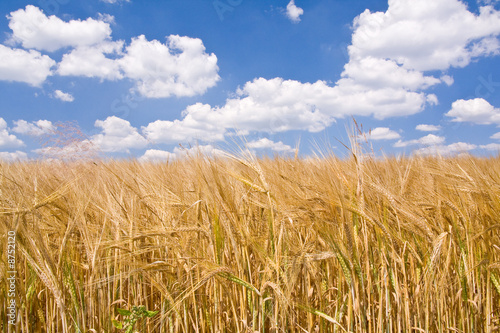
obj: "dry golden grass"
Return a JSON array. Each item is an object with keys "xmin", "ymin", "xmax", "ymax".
[{"xmin": 1, "ymin": 149, "xmax": 500, "ymax": 332}]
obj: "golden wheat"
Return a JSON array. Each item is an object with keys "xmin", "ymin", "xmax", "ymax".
[{"xmin": 1, "ymin": 151, "xmax": 500, "ymax": 332}]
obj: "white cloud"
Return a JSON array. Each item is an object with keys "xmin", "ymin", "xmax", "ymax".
[
  {"xmin": 141, "ymin": 79, "xmax": 333, "ymax": 143},
  {"xmin": 139, "ymin": 145, "xmax": 224, "ymax": 162},
  {"xmin": 440, "ymin": 75, "xmax": 454, "ymax": 86},
  {"xmin": 470, "ymin": 36, "xmax": 500, "ymax": 57},
  {"xmin": 92, "ymin": 116, "xmax": 148, "ymax": 152},
  {"xmin": 0, "ymin": 118, "xmax": 25, "ymax": 148},
  {"xmin": 478, "ymin": 0, "xmax": 500, "ymax": 4},
  {"xmin": 480, "ymin": 142, "xmax": 500, "ymax": 150},
  {"xmin": 4, "ymin": 7, "xmax": 220, "ymax": 97},
  {"xmin": 57, "ymin": 41, "xmax": 124, "ymax": 80},
  {"xmin": 57, "ymin": 35, "xmax": 218, "ymax": 96},
  {"xmin": 12, "ymin": 119, "xmax": 54, "ymax": 136},
  {"xmin": 416, "ymin": 124, "xmax": 442, "ymax": 132},
  {"xmin": 142, "ymin": 103, "xmax": 226, "ymax": 144},
  {"xmin": 0, "ymin": 151, "xmax": 28, "ymax": 162},
  {"xmin": 246, "ymin": 138, "xmax": 295, "ymax": 152},
  {"xmin": 139, "ymin": 149, "xmax": 176, "ymax": 162},
  {"xmin": 394, "ymin": 134, "xmax": 445, "ymax": 147},
  {"xmin": 349, "ymin": 0, "xmax": 500, "ymax": 71},
  {"xmin": 445, "ymin": 98, "xmax": 500, "ymax": 124},
  {"xmin": 363, "ymin": 127, "xmax": 401, "ymax": 140},
  {"xmin": 8, "ymin": 5, "xmax": 112, "ymax": 52},
  {"xmin": 217, "ymin": 78, "xmax": 334, "ymax": 131},
  {"xmin": 165, "ymin": 0, "xmax": 499, "ymax": 137},
  {"xmin": 415, "ymin": 142, "xmax": 477, "ymax": 155},
  {"xmin": 286, "ymin": 0, "xmax": 304, "ymax": 23},
  {"xmin": 118, "ymin": 35, "xmax": 220, "ymax": 98},
  {"xmin": 418, "ymin": 134, "xmax": 446, "ymax": 145},
  {"xmin": 176, "ymin": 145, "xmax": 225, "ymax": 158},
  {"xmin": 53, "ymin": 90, "xmax": 74, "ymax": 102},
  {"xmin": 394, "ymin": 133, "xmax": 475, "ymax": 156},
  {"xmin": 235, "ymin": 76, "xmax": 428, "ymax": 124},
  {"xmin": 211, "ymin": 76, "xmax": 428, "ymax": 127},
  {"xmin": 341, "ymin": 57, "xmax": 441, "ymax": 90},
  {"xmin": 34, "ymin": 141, "xmax": 97, "ymax": 160},
  {"xmin": 0, "ymin": 44, "xmax": 55, "ymax": 86},
  {"xmin": 5, "ymin": 0, "xmax": 500, "ymax": 149},
  {"xmin": 143, "ymin": 74, "xmax": 439, "ymax": 145},
  {"xmin": 101, "ymin": 0, "xmax": 130, "ymax": 3},
  {"xmin": 491, "ymin": 132, "xmax": 500, "ymax": 139}
]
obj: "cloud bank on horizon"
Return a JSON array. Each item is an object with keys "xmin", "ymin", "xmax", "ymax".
[{"xmin": 0, "ymin": 0, "xmax": 500, "ymax": 161}]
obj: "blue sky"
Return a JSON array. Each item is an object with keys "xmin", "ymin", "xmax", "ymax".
[{"xmin": 1, "ymin": 0, "xmax": 500, "ymax": 161}]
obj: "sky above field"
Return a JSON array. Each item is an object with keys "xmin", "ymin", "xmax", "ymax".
[{"xmin": 1, "ymin": 0, "xmax": 500, "ymax": 161}]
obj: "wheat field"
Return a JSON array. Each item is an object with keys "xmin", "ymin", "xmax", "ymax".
[{"xmin": 1, "ymin": 147, "xmax": 500, "ymax": 332}]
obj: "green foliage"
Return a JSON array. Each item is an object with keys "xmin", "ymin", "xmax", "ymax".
[{"xmin": 112, "ymin": 305, "xmax": 158, "ymax": 333}]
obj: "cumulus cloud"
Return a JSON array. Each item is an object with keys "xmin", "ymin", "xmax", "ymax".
[
  {"xmin": 92, "ymin": 116, "xmax": 148, "ymax": 152},
  {"xmin": 143, "ymin": 73, "xmax": 439, "ymax": 145},
  {"xmin": 0, "ymin": 151, "xmax": 28, "ymax": 162},
  {"xmin": 394, "ymin": 134, "xmax": 445, "ymax": 148},
  {"xmin": 5, "ymin": 6, "xmax": 221, "ymax": 96},
  {"xmin": 141, "ymin": 79, "xmax": 333, "ymax": 143},
  {"xmin": 53, "ymin": 90, "xmax": 74, "ymax": 102},
  {"xmin": 491, "ymin": 132, "xmax": 500, "ymax": 139},
  {"xmin": 238, "ymin": 76, "xmax": 429, "ymax": 122},
  {"xmin": 416, "ymin": 124, "xmax": 442, "ymax": 132},
  {"xmin": 440, "ymin": 75, "xmax": 455, "ymax": 86},
  {"xmin": 217, "ymin": 78, "xmax": 335, "ymax": 130},
  {"xmin": 0, "ymin": 118, "xmax": 25, "ymax": 148},
  {"xmin": 286, "ymin": 0, "xmax": 304, "ymax": 23},
  {"xmin": 143, "ymin": 103, "xmax": 226, "ymax": 144},
  {"xmin": 470, "ymin": 36, "xmax": 500, "ymax": 57},
  {"xmin": 363, "ymin": 127, "xmax": 401, "ymax": 140},
  {"xmin": 57, "ymin": 41, "xmax": 124, "ymax": 80},
  {"xmin": 7, "ymin": 5, "xmax": 112, "ymax": 52},
  {"xmin": 139, "ymin": 149, "xmax": 176, "ymax": 162},
  {"xmin": 177, "ymin": 145, "xmax": 225, "ymax": 158},
  {"xmin": 57, "ymin": 32, "xmax": 220, "ymax": 98},
  {"xmin": 0, "ymin": 6, "xmax": 220, "ymax": 98},
  {"xmin": 118, "ymin": 35, "xmax": 220, "ymax": 98},
  {"xmin": 393, "ymin": 132, "xmax": 476, "ymax": 156},
  {"xmin": 445, "ymin": 98, "xmax": 500, "ymax": 124},
  {"xmin": 480, "ymin": 142, "xmax": 500, "ymax": 150},
  {"xmin": 415, "ymin": 142, "xmax": 477, "ymax": 155},
  {"xmin": 161, "ymin": 0, "xmax": 500, "ymax": 138},
  {"xmin": 342, "ymin": 57, "xmax": 441, "ymax": 90},
  {"xmin": 478, "ymin": 0, "xmax": 500, "ymax": 4},
  {"xmin": 0, "ymin": 45, "xmax": 55, "ymax": 86},
  {"xmin": 3, "ymin": 6, "xmax": 221, "ymax": 97},
  {"xmin": 100, "ymin": 0, "xmax": 130, "ymax": 3},
  {"xmin": 34, "ymin": 141, "xmax": 98, "ymax": 160},
  {"xmin": 12, "ymin": 119, "xmax": 54, "ymax": 136},
  {"xmin": 58, "ymin": 35, "xmax": 218, "ymax": 96},
  {"xmin": 5, "ymin": 0, "xmax": 500, "ymax": 149},
  {"xmin": 139, "ymin": 145, "xmax": 224, "ymax": 162},
  {"xmin": 246, "ymin": 138, "xmax": 295, "ymax": 152},
  {"xmin": 349, "ymin": 0, "xmax": 500, "ymax": 71}
]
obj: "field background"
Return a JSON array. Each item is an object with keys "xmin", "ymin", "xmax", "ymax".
[{"xmin": 1, "ymin": 149, "xmax": 500, "ymax": 332}]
